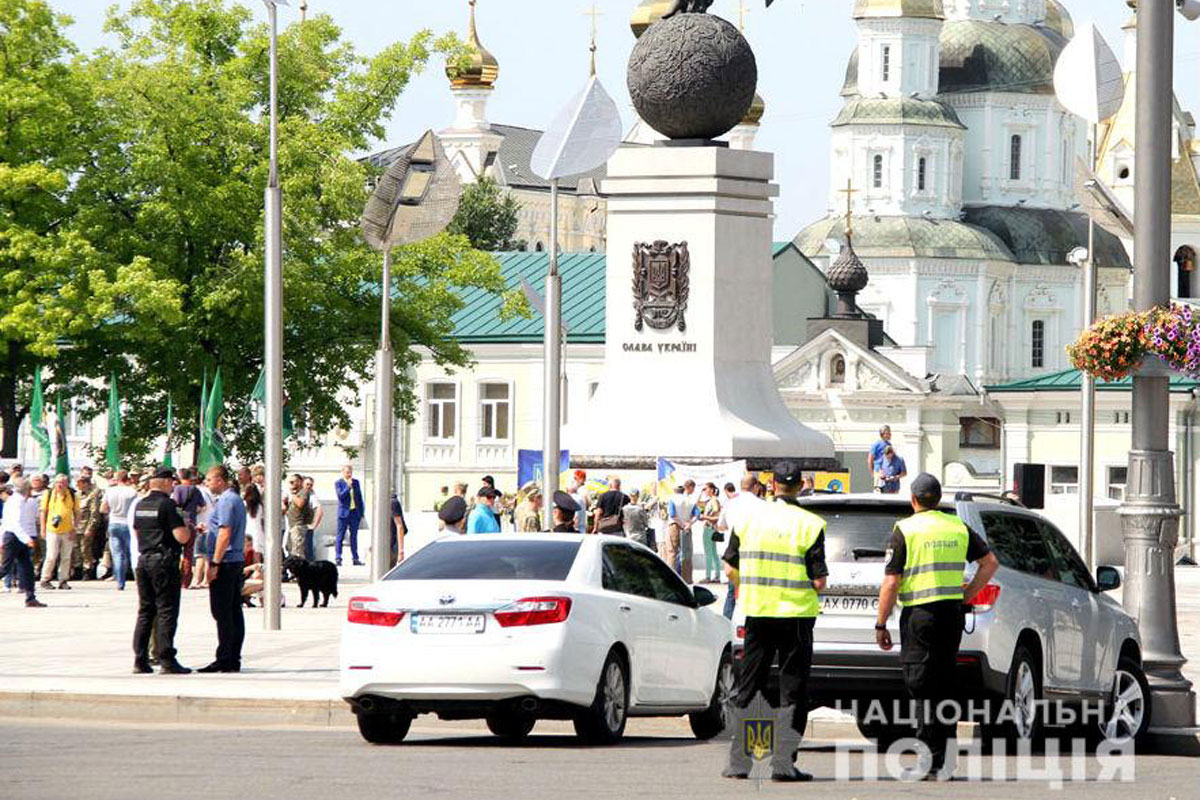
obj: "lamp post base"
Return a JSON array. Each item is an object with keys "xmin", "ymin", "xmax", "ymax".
[{"xmin": 1118, "ymin": 449, "xmax": 1196, "ymax": 729}]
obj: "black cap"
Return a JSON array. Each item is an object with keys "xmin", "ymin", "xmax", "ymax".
[
  {"xmin": 438, "ymin": 495, "xmax": 468, "ymax": 524},
  {"xmin": 552, "ymin": 490, "xmax": 579, "ymax": 513},
  {"xmin": 911, "ymin": 473, "xmax": 942, "ymax": 505},
  {"xmin": 772, "ymin": 460, "xmax": 803, "ymax": 485},
  {"xmin": 152, "ymin": 466, "xmax": 177, "ymax": 480}
]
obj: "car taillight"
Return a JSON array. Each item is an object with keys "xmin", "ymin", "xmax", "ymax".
[
  {"xmin": 736, "ymin": 625, "xmax": 745, "ymax": 640},
  {"xmin": 964, "ymin": 583, "xmax": 1001, "ymax": 612},
  {"xmin": 347, "ymin": 596, "xmax": 405, "ymax": 627},
  {"xmin": 494, "ymin": 596, "xmax": 572, "ymax": 627}
]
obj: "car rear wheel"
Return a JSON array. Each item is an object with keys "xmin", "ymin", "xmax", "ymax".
[
  {"xmin": 689, "ymin": 650, "xmax": 734, "ymax": 740},
  {"xmin": 1096, "ymin": 656, "xmax": 1151, "ymax": 747},
  {"xmin": 985, "ymin": 643, "xmax": 1044, "ymax": 747},
  {"xmin": 573, "ymin": 651, "xmax": 628, "ymax": 745},
  {"xmin": 486, "ymin": 712, "xmax": 537, "ymax": 742},
  {"xmin": 355, "ymin": 710, "xmax": 412, "ymax": 745}
]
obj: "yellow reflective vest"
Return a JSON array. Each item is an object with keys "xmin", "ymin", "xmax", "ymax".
[
  {"xmin": 896, "ymin": 510, "xmax": 969, "ymax": 606},
  {"xmin": 739, "ymin": 499, "xmax": 824, "ymax": 618}
]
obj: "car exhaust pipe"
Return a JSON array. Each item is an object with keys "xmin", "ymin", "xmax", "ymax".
[
  {"xmin": 520, "ymin": 697, "xmax": 538, "ymax": 712},
  {"xmin": 357, "ymin": 696, "xmax": 377, "ymax": 713}
]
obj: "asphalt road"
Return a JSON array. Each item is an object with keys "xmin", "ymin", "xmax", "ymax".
[{"xmin": 0, "ymin": 718, "xmax": 1195, "ymax": 800}]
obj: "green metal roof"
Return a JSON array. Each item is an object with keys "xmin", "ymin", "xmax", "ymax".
[
  {"xmin": 939, "ymin": 20, "xmax": 1067, "ymax": 96},
  {"xmin": 962, "ymin": 206, "xmax": 1132, "ymax": 269},
  {"xmin": 794, "ymin": 215, "xmax": 1015, "ymax": 262},
  {"xmin": 832, "ymin": 97, "xmax": 965, "ymax": 130},
  {"xmin": 452, "ymin": 252, "xmax": 606, "ymax": 344},
  {"xmin": 985, "ymin": 368, "xmax": 1200, "ymax": 394}
]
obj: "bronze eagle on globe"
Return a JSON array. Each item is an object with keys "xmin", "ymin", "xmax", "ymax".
[{"xmin": 663, "ymin": 0, "xmax": 776, "ymax": 14}]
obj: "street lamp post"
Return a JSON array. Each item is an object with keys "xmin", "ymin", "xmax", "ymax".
[
  {"xmin": 371, "ymin": 250, "xmax": 394, "ymax": 582},
  {"xmin": 1120, "ymin": 0, "xmax": 1195, "ymax": 729},
  {"xmin": 262, "ymin": 0, "xmax": 289, "ymax": 632}
]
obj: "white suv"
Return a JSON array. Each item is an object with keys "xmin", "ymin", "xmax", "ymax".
[{"xmin": 731, "ymin": 493, "xmax": 1148, "ymax": 745}]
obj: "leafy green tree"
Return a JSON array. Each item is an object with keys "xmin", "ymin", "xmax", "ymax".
[
  {"xmin": 448, "ymin": 176, "xmax": 524, "ymax": 252},
  {"xmin": 0, "ymin": 0, "xmax": 181, "ymax": 458},
  {"xmin": 66, "ymin": 0, "xmax": 522, "ymax": 465}
]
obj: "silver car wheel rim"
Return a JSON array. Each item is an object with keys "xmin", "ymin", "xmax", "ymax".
[
  {"xmin": 717, "ymin": 661, "xmax": 735, "ymax": 728},
  {"xmin": 1101, "ymin": 669, "xmax": 1144, "ymax": 744},
  {"xmin": 603, "ymin": 662, "xmax": 626, "ymax": 731},
  {"xmin": 1013, "ymin": 661, "xmax": 1037, "ymax": 739}
]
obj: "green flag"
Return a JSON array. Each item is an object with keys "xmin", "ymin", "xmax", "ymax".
[
  {"xmin": 53, "ymin": 394, "xmax": 69, "ymax": 476},
  {"xmin": 163, "ymin": 396, "xmax": 174, "ymax": 468},
  {"xmin": 199, "ymin": 367, "xmax": 225, "ymax": 471},
  {"xmin": 251, "ymin": 366, "xmax": 295, "ymax": 440},
  {"xmin": 29, "ymin": 368, "xmax": 52, "ymax": 472},
  {"xmin": 105, "ymin": 374, "xmax": 121, "ymax": 470},
  {"xmin": 198, "ymin": 369, "xmax": 208, "ymax": 463}
]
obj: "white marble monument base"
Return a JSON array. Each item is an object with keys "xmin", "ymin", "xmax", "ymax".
[{"xmin": 566, "ymin": 145, "xmax": 834, "ymax": 467}]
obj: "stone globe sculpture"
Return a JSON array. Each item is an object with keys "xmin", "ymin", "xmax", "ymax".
[{"xmin": 627, "ymin": 12, "xmax": 758, "ymax": 141}]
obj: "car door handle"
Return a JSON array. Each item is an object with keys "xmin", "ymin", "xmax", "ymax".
[
  {"xmin": 667, "ymin": 613, "xmax": 679, "ymax": 621},
  {"xmin": 619, "ymin": 604, "xmax": 632, "ymax": 613}
]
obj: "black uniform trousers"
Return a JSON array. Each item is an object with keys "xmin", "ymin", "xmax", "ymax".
[
  {"xmin": 734, "ymin": 616, "xmax": 816, "ymax": 734},
  {"xmin": 1, "ymin": 533, "xmax": 37, "ymax": 601},
  {"xmin": 900, "ymin": 601, "xmax": 965, "ymax": 770},
  {"xmin": 133, "ymin": 552, "xmax": 182, "ymax": 662},
  {"xmin": 208, "ymin": 563, "xmax": 245, "ymax": 668}
]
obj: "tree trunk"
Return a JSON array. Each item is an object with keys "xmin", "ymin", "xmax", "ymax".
[{"xmin": 0, "ymin": 342, "xmax": 25, "ymax": 459}]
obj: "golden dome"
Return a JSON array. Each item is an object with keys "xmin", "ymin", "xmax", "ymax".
[
  {"xmin": 853, "ymin": 0, "xmax": 944, "ymax": 20},
  {"xmin": 446, "ymin": 0, "xmax": 499, "ymax": 90},
  {"xmin": 630, "ymin": 0, "xmax": 676, "ymax": 38},
  {"xmin": 1044, "ymin": 0, "xmax": 1074, "ymax": 39},
  {"xmin": 741, "ymin": 91, "xmax": 765, "ymax": 125}
]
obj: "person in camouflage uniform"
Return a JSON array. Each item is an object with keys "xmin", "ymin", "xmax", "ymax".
[{"xmin": 72, "ymin": 473, "xmax": 107, "ymax": 581}]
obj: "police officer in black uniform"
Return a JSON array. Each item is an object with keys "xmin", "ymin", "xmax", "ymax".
[
  {"xmin": 437, "ymin": 495, "xmax": 468, "ymax": 535},
  {"xmin": 132, "ymin": 466, "xmax": 192, "ymax": 675},
  {"xmin": 550, "ymin": 491, "xmax": 579, "ymax": 532}
]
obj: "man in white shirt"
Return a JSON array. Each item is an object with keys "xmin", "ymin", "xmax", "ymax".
[
  {"xmin": 0, "ymin": 478, "xmax": 46, "ymax": 607},
  {"xmin": 717, "ymin": 475, "xmax": 765, "ymax": 619}
]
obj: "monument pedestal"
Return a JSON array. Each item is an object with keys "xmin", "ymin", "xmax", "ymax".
[{"xmin": 567, "ymin": 145, "xmax": 834, "ymax": 468}]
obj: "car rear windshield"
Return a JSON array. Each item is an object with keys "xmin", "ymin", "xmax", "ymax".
[
  {"xmin": 384, "ymin": 540, "xmax": 581, "ymax": 581},
  {"xmin": 801, "ymin": 504, "xmax": 957, "ymax": 563}
]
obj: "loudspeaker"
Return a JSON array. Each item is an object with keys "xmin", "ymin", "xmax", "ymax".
[{"xmin": 1012, "ymin": 463, "xmax": 1046, "ymax": 509}]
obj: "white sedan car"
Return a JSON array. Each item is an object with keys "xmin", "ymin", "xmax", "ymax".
[{"xmin": 340, "ymin": 533, "xmax": 733, "ymax": 745}]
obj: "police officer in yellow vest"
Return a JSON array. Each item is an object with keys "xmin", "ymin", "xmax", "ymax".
[
  {"xmin": 722, "ymin": 461, "xmax": 827, "ymax": 782},
  {"xmin": 875, "ymin": 473, "xmax": 998, "ymax": 780}
]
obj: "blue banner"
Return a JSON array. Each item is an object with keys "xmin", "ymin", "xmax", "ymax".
[{"xmin": 517, "ymin": 449, "xmax": 569, "ymax": 488}]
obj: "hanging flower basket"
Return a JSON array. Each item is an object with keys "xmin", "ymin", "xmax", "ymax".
[{"xmin": 1069, "ymin": 303, "xmax": 1200, "ymax": 381}]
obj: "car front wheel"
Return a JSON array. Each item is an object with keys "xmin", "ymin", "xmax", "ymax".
[
  {"xmin": 573, "ymin": 651, "xmax": 628, "ymax": 745},
  {"xmin": 689, "ymin": 650, "xmax": 734, "ymax": 740},
  {"xmin": 355, "ymin": 710, "xmax": 412, "ymax": 745},
  {"xmin": 1096, "ymin": 656, "xmax": 1151, "ymax": 747}
]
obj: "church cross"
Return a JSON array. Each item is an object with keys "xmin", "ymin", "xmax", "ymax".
[
  {"xmin": 583, "ymin": 3, "xmax": 603, "ymax": 77},
  {"xmin": 837, "ymin": 179, "xmax": 859, "ymax": 244},
  {"xmin": 738, "ymin": 0, "xmax": 750, "ymax": 32}
]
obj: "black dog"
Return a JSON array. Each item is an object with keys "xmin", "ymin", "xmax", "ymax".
[{"xmin": 283, "ymin": 556, "xmax": 339, "ymax": 608}]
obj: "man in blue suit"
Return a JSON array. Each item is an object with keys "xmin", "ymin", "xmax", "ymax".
[{"xmin": 334, "ymin": 464, "xmax": 365, "ymax": 566}]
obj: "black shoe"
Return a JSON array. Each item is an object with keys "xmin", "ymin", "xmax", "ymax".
[
  {"xmin": 352, "ymin": 560, "xmax": 364, "ymax": 566},
  {"xmin": 132, "ymin": 660, "xmax": 153, "ymax": 674},
  {"xmin": 99, "ymin": 568, "xmax": 113, "ymax": 581},
  {"xmin": 25, "ymin": 598, "xmax": 46, "ymax": 608},
  {"xmin": 159, "ymin": 660, "xmax": 192, "ymax": 675},
  {"xmin": 721, "ymin": 769, "xmax": 749, "ymax": 780},
  {"xmin": 197, "ymin": 661, "xmax": 226, "ymax": 673},
  {"xmin": 770, "ymin": 769, "xmax": 813, "ymax": 783},
  {"xmin": 335, "ymin": 559, "xmax": 342, "ymax": 567},
  {"xmin": 84, "ymin": 566, "xmax": 98, "ymax": 581}
]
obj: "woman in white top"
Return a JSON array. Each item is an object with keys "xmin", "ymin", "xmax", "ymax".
[{"xmin": 243, "ymin": 482, "xmax": 265, "ymax": 563}]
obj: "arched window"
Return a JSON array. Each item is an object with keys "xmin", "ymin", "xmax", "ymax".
[
  {"xmin": 872, "ymin": 154, "xmax": 884, "ymax": 188},
  {"xmin": 830, "ymin": 355, "xmax": 846, "ymax": 385},
  {"xmin": 1176, "ymin": 245, "xmax": 1196, "ymax": 298},
  {"xmin": 1031, "ymin": 319, "xmax": 1045, "ymax": 368},
  {"xmin": 1010, "ymin": 134, "xmax": 1023, "ymax": 180},
  {"xmin": 917, "ymin": 157, "xmax": 927, "ymax": 192},
  {"xmin": 881, "ymin": 45, "xmax": 891, "ymax": 83},
  {"xmin": 535, "ymin": 241, "xmax": 544, "ymax": 252}
]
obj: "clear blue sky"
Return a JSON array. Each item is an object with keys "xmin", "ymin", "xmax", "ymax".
[{"xmin": 49, "ymin": 0, "xmax": 1200, "ymax": 240}]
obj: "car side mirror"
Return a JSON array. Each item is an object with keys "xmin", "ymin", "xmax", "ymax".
[
  {"xmin": 1096, "ymin": 566, "xmax": 1121, "ymax": 593},
  {"xmin": 693, "ymin": 585, "xmax": 718, "ymax": 608}
]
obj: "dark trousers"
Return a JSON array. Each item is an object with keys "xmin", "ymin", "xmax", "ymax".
[
  {"xmin": 208, "ymin": 564, "xmax": 245, "ymax": 667},
  {"xmin": 304, "ymin": 528, "xmax": 315, "ymax": 561},
  {"xmin": 734, "ymin": 616, "xmax": 816, "ymax": 734},
  {"xmin": 900, "ymin": 601, "xmax": 965, "ymax": 771},
  {"xmin": 133, "ymin": 554, "xmax": 182, "ymax": 663},
  {"xmin": 1, "ymin": 533, "xmax": 37, "ymax": 601},
  {"xmin": 335, "ymin": 514, "xmax": 361, "ymax": 561}
]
